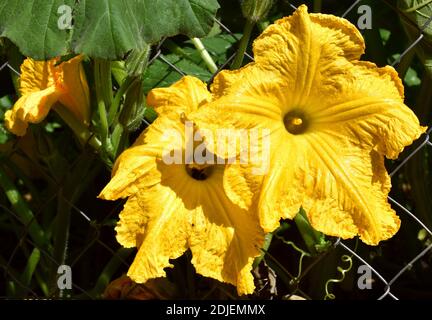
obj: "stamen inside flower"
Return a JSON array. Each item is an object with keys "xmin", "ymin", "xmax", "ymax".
[
  {"xmin": 186, "ymin": 164, "xmax": 214, "ymax": 181},
  {"xmin": 283, "ymin": 110, "xmax": 308, "ymax": 135}
]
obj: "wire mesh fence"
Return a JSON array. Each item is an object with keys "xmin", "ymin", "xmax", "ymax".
[{"xmin": 1, "ymin": 0, "xmax": 432, "ymax": 300}]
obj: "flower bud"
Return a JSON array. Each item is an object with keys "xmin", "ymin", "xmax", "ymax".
[
  {"xmin": 241, "ymin": 0, "xmax": 275, "ymax": 22},
  {"xmin": 119, "ymin": 79, "xmax": 146, "ymax": 132},
  {"xmin": 125, "ymin": 44, "xmax": 151, "ymax": 78}
]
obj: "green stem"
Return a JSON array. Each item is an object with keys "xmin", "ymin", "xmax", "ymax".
[
  {"xmin": 275, "ymin": 234, "xmax": 311, "ymax": 257},
  {"xmin": 99, "ymin": 59, "xmax": 114, "ymax": 108},
  {"xmin": 190, "ymin": 37, "xmax": 218, "ymax": 73},
  {"xmin": 231, "ymin": 20, "xmax": 255, "ymax": 70},
  {"xmin": 0, "ymin": 166, "xmax": 46, "ymax": 248},
  {"xmin": 54, "ymin": 104, "xmax": 102, "ymax": 152},
  {"xmin": 111, "ymin": 123, "xmax": 126, "ymax": 158},
  {"xmin": 108, "ymin": 76, "xmax": 135, "ymax": 125},
  {"xmin": 253, "ymin": 233, "xmax": 273, "ymax": 269},
  {"xmin": 19, "ymin": 247, "xmax": 40, "ymax": 296},
  {"xmin": 94, "ymin": 60, "xmax": 110, "ymax": 149},
  {"xmin": 35, "ymin": 271, "xmax": 50, "ymax": 297}
]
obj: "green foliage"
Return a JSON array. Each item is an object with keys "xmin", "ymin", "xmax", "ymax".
[
  {"xmin": 398, "ymin": 0, "xmax": 432, "ymax": 76},
  {"xmin": 0, "ymin": 0, "xmax": 220, "ymax": 60},
  {"xmin": 0, "ymin": 95, "xmax": 13, "ymax": 144},
  {"xmin": 142, "ymin": 34, "xmax": 238, "ymax": 93}
]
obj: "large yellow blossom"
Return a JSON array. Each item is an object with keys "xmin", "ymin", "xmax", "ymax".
[
  {"xmin": 99, "ymin": 76, "xmax": 265, "ymax": 295},
  {"xmin": 5, "ymin": 55, "xmax": 90, "ymax": 136},
  {"xmin": 192, "ymin": 5, "xmax": 426, "ymax": 245}
]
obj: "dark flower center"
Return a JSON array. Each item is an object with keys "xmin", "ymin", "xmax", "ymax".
[
  {"xmin": 283, "ymin": 110, "xmax": 308, "ymax": 135},
  {"xmin": 186, "ymin": 164, "xmax": 214, "ymax": 181}
]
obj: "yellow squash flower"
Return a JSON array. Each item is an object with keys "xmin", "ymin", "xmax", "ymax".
[
  {"xmin": 5, "ymin": 55, "xmax": 90, "ymax": 136},
  {"xmin": 192, "ymin": 5, "xmax": 426, "ymax": 245},
  {"xmin": 99, "ymin": 76, "xmax": 265, "ymax": 295}
]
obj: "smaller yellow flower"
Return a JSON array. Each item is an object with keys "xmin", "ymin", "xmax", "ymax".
[
  {"xmin": 4, "ymin": 56, "xmax": 90, "ymax": 136},
  {"xmin": 100, "ymin": 76, "xmax": 265, "ymax": 295}
]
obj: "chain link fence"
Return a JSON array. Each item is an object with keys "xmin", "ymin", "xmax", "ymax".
[{"xmin": 1, "ymin": 0, "xmax": 432, "ymax": 300}]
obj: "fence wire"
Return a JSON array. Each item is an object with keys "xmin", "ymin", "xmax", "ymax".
[{"xmin": 1, "ymin": 0, "xmax": 432, "ymax": 300}]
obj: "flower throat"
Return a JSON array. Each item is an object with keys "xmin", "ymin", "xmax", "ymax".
[
  {"xmin": 186, "ymin": 164, "xmax": 215, "ymax": 181},
  {"xmin": 283, "ymin": 110, "xmax": 308, "ymax": 135}
]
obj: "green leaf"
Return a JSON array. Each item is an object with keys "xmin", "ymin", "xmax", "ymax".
[
  {"xmin": 294, "ymin": 208, "xmax": 331, "ymax": 255},
  {"xmin": 143, "ymin": 33, "xmax": 238, "ymax": 92},
  {"xmin": 0, "ymin": 0, "xmax": 74, "ymax": 60},
  {"xmin": 20, "ymin": 248, "xmax": 41, "ymax": 290},
  {"xmin": 0, "ymin": 0, "xmax": 220, "ymax": 60},
  {"xmin": 404, "ymin": 67, "xmax": 421, "ymax": 86},
  {"xmin": 398, "ymin": 0, "xmax": 432, "ymax": 38},
  {"xmin": 143, "ymin": 54, "xmax": 212, "ymax": 93},
  {"xmin": 397, "ymin": 0, "xmax": 432, "ymax": 76},
  {"xmin": 191, "ymin": 34, "xmax": 240, "ymax": 64}
]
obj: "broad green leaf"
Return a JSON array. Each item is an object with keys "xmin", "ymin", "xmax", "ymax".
[
  {"xmin": 0, "ymin": 0, "xmax": 220, "ymax": 60},
  {"xmin": 397, "ymin": 0, "xmax": 432, "ymax": 75},
  {"xmin": 143, "ymin": 34, "xmax": 239, "ymax": 93},
  {"xmin": 143, "ymin": 54, "xmax": 212, "ymax": 93},
  {"xmin": 0, "ymin": 0, "xmax": 74, "ymax": 60},
  {"xmin": 398, "ymin": 0, "xmax": 432, "ymax": 38},
  {"xmin": 191, "ymin": 33, "xmax": 240, "ymax": 64}
]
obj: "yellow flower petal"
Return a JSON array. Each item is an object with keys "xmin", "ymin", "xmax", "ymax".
[
  {"xmin": 301, "ymin": 134, "xmax": 400, "ymax": 245},
  {"xmin": 56, "ymin": 55, "xmax": 91, "ymax": 125},
  {"xmin": 223, "ymin": 163, "xmax": 263, "ymax": 211},
  {"xmin": 4, "ymin": 56, "xmax": 91, "ymax": 136},
  {"xmin": 251, "ymin": 129, "xmax": 401, "ymax": 245},
  {"xmin": 124, "ymin": 160, "xmax": 264, "ymax": 295},
  {"xmin": 191, "ymin": 66, "xmax": 284, "ymax": 160},
  {"xmin": 99, "ymin": 115, "xmax": 185, "ymax": 200},
  {"xmin": 5, "ymin": 87, "xmax": 61, "ymax": 136},
  {"xmin": 19, "ymin": 58, "xmax": 57, "ymax": 96},
  {"xmin": 126, "ymin": 180, "xmax": 190, "ymax": 280},
  {"xmin": 190, "ymin": 173, "xmax": 263, "ymax": 294},
  {"xmin": 115, "ymin": 195, "xmax": 149, "ymax": 248},
  {"xmin": 147, "ymin": 75, "xmax": 212, "ymax": 116},
  {"xmin": 210, "ymin": 65, "xmax": 253, "ymax": 98},
  {"xmin": 312, "ymin": 62, "xmax": 426, "ymax": 159},
  {"xmin": 253, "ymin": 4, "xmax": 364, "ymax": 105},
  {"xmin": 99, "ymin": 150, "xmax": 161, "ymax": 201}
]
